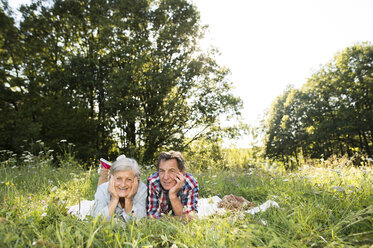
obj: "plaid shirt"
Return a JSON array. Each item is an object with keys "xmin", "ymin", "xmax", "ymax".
[{"xmin": 146, "ymin": 171, "xmax": 198, "ymax": 219}]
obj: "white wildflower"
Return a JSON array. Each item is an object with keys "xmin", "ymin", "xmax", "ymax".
[
  {"xmin": 41, "ymin": 213, "xmax": 47, "ymax": 217},
  {"xmin": 60, "ymin": 139, "xmax": 67, "ymax": 142}
]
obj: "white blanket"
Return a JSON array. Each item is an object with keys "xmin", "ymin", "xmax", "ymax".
[{"xmin": 67, "ymin": 197, "xmax": 279, "ymax": 220}]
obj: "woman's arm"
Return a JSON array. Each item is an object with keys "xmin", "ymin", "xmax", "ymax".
[
  {"xmin": 91, "ymin": 183, "xmax": 112, "ymax": 220},
  {"xmin": 121, "ymin": 180, "xmax": 147, "ymax": 221},
  {"xmin": 91, "ymin": 179, "xmax": 120, "ymax": 220},
  {"xmin": 124, "ymin": 177, "xmax": 138, "ymax": 214},
  {"xmin": 107, "ymin": 177, "xmax": 120, "ymax": 217}
]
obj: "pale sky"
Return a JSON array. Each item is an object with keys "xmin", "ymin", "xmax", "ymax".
[
  {"xmin": 194, "ymin": 0, "xmax": 373, "ymax": 146},
  {"xmin": 8, "ymin": 0, "xmax": 373, "ymax": 147}
]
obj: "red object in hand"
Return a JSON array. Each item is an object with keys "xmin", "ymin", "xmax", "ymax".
[{"xmin": 100, "ymin": 158, "xmax": 112, "ymax": 169}]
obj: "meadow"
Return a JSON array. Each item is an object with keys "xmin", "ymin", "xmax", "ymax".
[{"xmin": 0, "ymin": 149, "xmax": 372, "ymax": 247}]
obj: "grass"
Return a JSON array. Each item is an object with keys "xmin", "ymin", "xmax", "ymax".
[{"xmin": 0, "ymin": 154, "xmax": 372, "ymax": 247}]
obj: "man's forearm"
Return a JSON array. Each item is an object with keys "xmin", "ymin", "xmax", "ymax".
[{"xmin": 169, "ymin": 194, "xmax": 183, "ymax": 216}]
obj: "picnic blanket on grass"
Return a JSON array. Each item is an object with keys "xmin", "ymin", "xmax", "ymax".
[{"xmin": 67, "ymin": 196, "xmax": 279, "ymax": 220}]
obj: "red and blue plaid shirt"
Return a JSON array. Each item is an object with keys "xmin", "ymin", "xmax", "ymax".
[{"xmin": 146, "ymin": 171, "xmax": 198, "ymax": 219}]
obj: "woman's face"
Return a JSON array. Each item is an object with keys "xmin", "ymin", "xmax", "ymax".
[{"xmin": 112, "ymin": 170, "xmax": 135, "ymax": 198}]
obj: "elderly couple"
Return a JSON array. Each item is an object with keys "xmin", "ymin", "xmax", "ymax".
[{"xmin": 91, "ymin": 151, "xmax": 198, "ymax": 222}]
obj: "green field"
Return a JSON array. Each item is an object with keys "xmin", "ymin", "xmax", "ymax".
[{"xmin": 0, "ymin": 154, "xmax": 372, "ymax": 247}]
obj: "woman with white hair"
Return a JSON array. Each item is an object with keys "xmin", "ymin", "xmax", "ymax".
[{"xmin": 91, "ymin": 155, "xmax": 147, "ymax": 222}]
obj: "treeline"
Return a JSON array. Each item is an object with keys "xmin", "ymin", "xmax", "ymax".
[
  {"xmin": 263, "ymin": 43, "xmax": 373, "ymax": 168},
  {"xmin": 0, "ymin": 0, "xmax": 243, "ymax": 164}
]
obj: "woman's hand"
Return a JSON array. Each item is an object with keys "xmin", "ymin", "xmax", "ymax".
[
  {"xmin": 107, "ymin": 175, "xmax": 120, "ymax": 217},
  {"xmin": 123, "ymin": 177, "xmax": 138, "ymax": 214},
  {"xmin": 125, "ymin": 177, "xmax": 139, "ymax": 200},
  {"xmin": 108, "ymin": 175, "xmax": 120, "ymax": 200}
]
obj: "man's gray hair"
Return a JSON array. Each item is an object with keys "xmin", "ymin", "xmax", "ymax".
[
  {"xmin": 157, "ymin": 151, "xmax": 185, "ymax": 171},
  {"xmin": 110, "ymin": 155, "xmax": 140, "ymax": 178}
]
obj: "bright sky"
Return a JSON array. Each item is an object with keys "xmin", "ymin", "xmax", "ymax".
[
  {"xmin": 8, "ymin": 0, "xmax": 373, "ymax": 147},
  {"xmin": 194, "ymin": 0, "xmax": 373, "ymax": 147}
]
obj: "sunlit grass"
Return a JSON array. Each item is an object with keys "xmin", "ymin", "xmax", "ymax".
[{"xmin": 0, "ymin": 154, "xmax": 372, "ymax": 247}]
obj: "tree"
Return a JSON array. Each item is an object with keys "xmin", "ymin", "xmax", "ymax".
[
  {"xmin": 0, "ymin": 1, "xmax": 37, "ymax": 153},
  {"xmin": 1, "ymin": 0, "xmax": 244, "ymax": 164},
  {"xmin": 333, "ymin": 44, "xmax": 373, "ymax": 157},
  {"xmin": 264, "ymin": 86, "xmax": 294, "ymax": 164},
  {"xmin": 263, "ymin": 42, "xmax": 373, "ymax": 165},
  {"xmin": 104, "ymin": 0, "xmax": 243, "ymax": 163}
]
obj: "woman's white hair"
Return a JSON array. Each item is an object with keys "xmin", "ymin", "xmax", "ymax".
[{"xmin": 110, "ymin": 155, "xmax": 140, "ymax": 178}]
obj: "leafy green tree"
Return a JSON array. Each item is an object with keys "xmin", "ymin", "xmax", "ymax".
[
  {"xmin": 332, "ymin": 44, "xmax": 373, "ymax": 156},
  {"xmin": 300, "ymin": 43, "xmax": 373, "ymax": 158},
  {"xmin": 1, "ymin": 0, "xmax": 244, "ymax": 164},
  {"xmin": 264, "ymin": 86, "xmax": 294, "ymax": 164},
  {"xmin": 263, "ymin": 42, "xmax": 373, "ymax": 165},
  {"xmin": 102, "ymin": 0, "xmax": 243, "ymax": 163},
  {"xmin": 0, "ymin": 1, "xmax": 38, "ymax": 153}
]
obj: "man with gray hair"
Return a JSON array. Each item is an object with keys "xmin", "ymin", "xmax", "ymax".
[{"xmin": 147, "ymin": 151, "xmax": 198, "ymax": 219}]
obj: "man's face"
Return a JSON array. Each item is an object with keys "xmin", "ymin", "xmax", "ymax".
[{"xmin": 158, "ymin": 159, "xmax": 184, "ymax": 191}]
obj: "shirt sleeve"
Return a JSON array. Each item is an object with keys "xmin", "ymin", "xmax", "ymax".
[
  {"xmin": 91, "ymin": 184, "xmax": 111, "ymax": 221},
  {"xmin": 183, "ymin": 182, "xmax": 199, "ymax": 215},
  {"xmin": 147, "ymin": 179, "xmax": 162, "ymax": 219}
]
